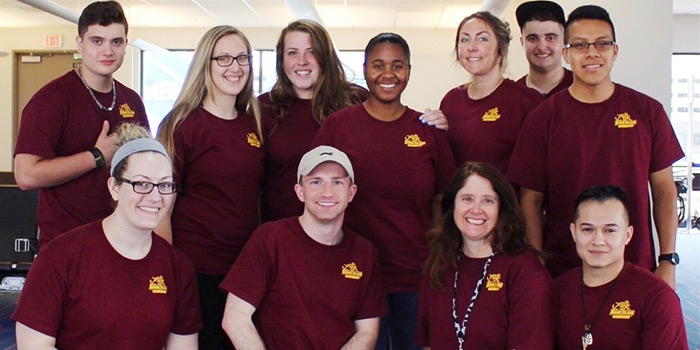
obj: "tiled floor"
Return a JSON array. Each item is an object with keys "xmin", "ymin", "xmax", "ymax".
[{"xmin": 0, "ymin": 234, "xmax": 699, "ymax": 349}]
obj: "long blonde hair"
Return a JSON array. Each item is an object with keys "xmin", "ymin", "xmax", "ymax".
[{"xmin": 157, "ymin": 25, "xmax": 262, "ymax": 158}]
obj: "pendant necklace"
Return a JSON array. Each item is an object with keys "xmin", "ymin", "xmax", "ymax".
[
  {"xmin": 452, "ymin": 251, "xmax": 494, "ymax": 350},
  {"xmin": 580, "ymin": 265, "xmax": 622, "ymax": 349},
  {"xmin": 76, "ymin": 68, "xmax": 117, "ymax": 112}
]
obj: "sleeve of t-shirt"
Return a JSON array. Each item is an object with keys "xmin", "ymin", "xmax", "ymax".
[
  {"xmin": 14, "ymin": 84, "xmax": 68, "ymax": 158},
  {"xmin": 641, "ymin": 284, "xmax": 689, "ymax": 349},
  {"xmin": 219, "ymin": 228, "xmax": 273, "ymax": 308},
  {"xmin": 310, "ymin": 114, "xmax": 338, "ymax": 148},
  {"xmin": 649, "ymin": 101, "xmax": 684, "ymax": 173},
  {"xmin": 505, "ymin": 253, "xmax": 556, "ymax": 349},
  {"xmin": 430, "ymin": 128, "xmax": 457, "ymax": 194},
  {"xmin": 413, "ymin": 276, "xmax": 431, "ymax": 346},
  {"xmin": 171, "ymin": 250, "xmax": 203, "ymax": 335},
  {"xmin": 352, "ymin": 248, "xmax": 388, "ymax": 321},
  {"xmin": 506, "ymin": 104, "xmax": 551, "ymax": 192},
  {"xmin": 10, "ymin": 241, "xmax": 70, "ymax": 338}
]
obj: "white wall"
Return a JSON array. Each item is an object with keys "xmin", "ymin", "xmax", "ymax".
[{"xmin": 0, "ymin": 0, "xmax": 678, "ymax": 171}]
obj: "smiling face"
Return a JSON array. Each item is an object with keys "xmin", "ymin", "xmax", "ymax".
[
  {"xmin": 295, "ymin": 162, "xmax": 357, "ymax": 223},
  {"xmin": 453, "ymin": 175, "xmax": 500, "ymax": 249},
  {"xmin": 283, "ymin": 30, "xmax": 321, "ymax": 99},
  {"xmin": 363, "ymin": 42, "xmax": 410, "ymax": 105},
  {"xmin": 564, "ymin": 19, "xmax": 618, "ymax": 90},
  {"xmin": 571, "ymin": 199, "xmax": 632, "ymax": 273},
  {"xmin": 208, "ymin": 33, "xmax": 250, "ymax": 101},
  {"xmin": 457, "ymin": 18, "xmax": 502, "ymax": 77},
  {"xmin": 76, "ymin": 23, "xmax": 127, "ymax": 81},
  {"xmin": 520, "ymin": 20, "xmax": 565, "ymax": 74},
  {"xmin": 109, "ymin": 152, "xmax": 174, "ymax": 232}
]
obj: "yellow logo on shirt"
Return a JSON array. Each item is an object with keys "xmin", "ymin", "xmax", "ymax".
[
  {"xmin": 119, "ymin": 103, "xmax": 135, "ymax": 118},
  {"xmin": 404, "ymin": 134, "xmax": 426, "ymax": 147},
  {"xmin": 609, "ymin": 300, "xmax": 635, "ymax": 319},
  {"xmin": 247, "ymin": 133, "xmax": 261, "ymax": 148},
  {"xmin": 482, "ymin": 107, "xmax": 501, "ymax": 122},
  {"xmin": 485, "ymin": 273, "xmax": 504, "ymax": 291},
  {"xmin": 341, "ymin": 262, "xmax": 363, "ymax": 280},
  {"xmin": 148, "ymin": 275, "xmax": 167, "ymax": 294},
  {"xmin": 614, "ymin": 113, "xmax": 637, "ymax": 129}
]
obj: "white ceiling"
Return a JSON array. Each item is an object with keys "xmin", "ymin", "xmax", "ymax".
[{"xmin": 0, "ymin": 0, "xmax": 697, "ymax": 29}]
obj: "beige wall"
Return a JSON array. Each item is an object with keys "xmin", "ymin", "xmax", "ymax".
[{"xmin": 0, "ymin": 0, "xmax": 680, "ymax": 171}]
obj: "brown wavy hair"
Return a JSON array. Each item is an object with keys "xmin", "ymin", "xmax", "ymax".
[
  {"xmin": 268, "ymin": 19, "xmax": 362, "ymax": 127},
  {"xmin": 424, "ymin": 162, "xmax": 530, "ymax": 291}
]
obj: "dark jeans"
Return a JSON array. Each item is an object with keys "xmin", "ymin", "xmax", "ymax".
[
  {"xmin": 375, "ymin": 291, "xmax": 422, "ymax": 350},
  {"xmin": 197, "ymin": 273, "xmax": 234, "ymax": 350}
]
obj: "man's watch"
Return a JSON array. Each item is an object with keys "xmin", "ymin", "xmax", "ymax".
[
  {"xmin": 89, "ymin": 147, "xmax": 106, "ymax": 169},
  {"xmin": 658, "ymin": 252, "xmax": 680, "ymax": 265}
]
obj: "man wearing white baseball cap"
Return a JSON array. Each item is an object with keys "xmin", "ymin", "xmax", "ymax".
[{"xmin": 221, "ymin": 145, "xmax": 388, "ymax": 349}]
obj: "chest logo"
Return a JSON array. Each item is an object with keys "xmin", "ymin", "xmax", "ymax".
[
  {"xmin": 119, "ymin": 103, "xmax": 135, "ymax": 118},
  {"xmin": 609, "ymin": 300, "xmax": 635, "ymax": 319},
  {"xmin": 341, "ymin": 262, "xmax": 363, "ymax": 280},
  {"xmin": 614, "ymin": 113, "xmax": 637, "ymax": 129},
  {"xmin": 482, "ymin": 107, "xmax": 501, "ymax": 122},
  {"xmin": 486, "ymin": 273, "xmax": 504, "ymax": 291},
  {"xmin": 247, "ymin": 133, "xmax": 261, "ymax": 148},
  {"xmin": 404, "ymin": 134, "xmax": 426, "ymax": 147},
  {"xmin": 148, "ymin": 275, "xmax": 168, "ymax": 294}
]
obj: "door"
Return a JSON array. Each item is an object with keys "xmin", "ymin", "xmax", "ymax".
[{"xmin": 12, "ymin": 51, "xmax": 79, "ymax": 162}]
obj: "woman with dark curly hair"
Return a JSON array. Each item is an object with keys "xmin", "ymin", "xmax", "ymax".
[{"xmin": 416, "ymin": 162, "xmax": 554, "ymax": 349}]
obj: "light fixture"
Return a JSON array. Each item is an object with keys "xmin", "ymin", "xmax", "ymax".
[{"xmin": 479, "ymin": 0, "xmax": 514, "ymax": 16}]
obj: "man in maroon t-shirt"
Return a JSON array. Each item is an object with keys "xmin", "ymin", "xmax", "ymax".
[
  {"xmin": 515, "ymin": 1, "xmax": 574, "ymax": 98},
  {"xmin": 556, "ymin": 185, "xmax": 688, "ymax": 349},
  {"xmin": 14, "ymin": 1, "xmax": 149, "ymax": 247},
  {"xmin": 507, "ymin": 5, "xmax": 682, "ymax": 289},
  {"xmin": 221, "ymin": 146, "xmax": 387, "ymax": 349}
]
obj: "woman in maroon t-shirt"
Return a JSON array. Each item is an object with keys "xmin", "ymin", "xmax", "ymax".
[
  {"xmin": 416, "ymin": 162, "xmax": 554, "ymax": 349},
  {"xmin": 441, "ymin": 12, "xmax": 541, "ymax": 173},
  {"xmin": 157, "ymin": 25, "xmax": 264, "ymax": 350}
]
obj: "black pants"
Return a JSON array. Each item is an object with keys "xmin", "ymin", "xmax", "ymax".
[{"xmin": 197, "ymin": 273, "xmax": 234, "ymax": 350}]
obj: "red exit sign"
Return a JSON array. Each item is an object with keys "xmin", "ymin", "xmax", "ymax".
[{"xmin": 43, "ymin": 34, "xmax": 63, "ymax": 48}]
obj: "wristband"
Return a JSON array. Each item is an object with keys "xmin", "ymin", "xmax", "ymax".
[{"xmin": 89, "ymin": 147, "xmax": 107, "ymax": 169}]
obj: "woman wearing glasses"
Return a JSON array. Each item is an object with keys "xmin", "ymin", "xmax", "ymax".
[
  {"xmin": 13, "ymin": 124, "xmax": 201, "ymax": 350},
  {"xmin": 157, "ymin": 25, "xmax": 263, "ymax": 350},
  {"xmin": 260, "ymin": 19, "xmax": 447, "ymax": 222},
  {"xmin": 441, "ymin": 12, "xmax": 541, "ymax": 174}
]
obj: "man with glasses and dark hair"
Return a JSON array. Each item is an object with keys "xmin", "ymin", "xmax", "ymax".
[
  {"xmin": 507, "ymin": 5, "xmax": 683, "ymax": 289},
  {"xmin": 14, "ymin": 1, "xmax": 149, "ymax": 248}
]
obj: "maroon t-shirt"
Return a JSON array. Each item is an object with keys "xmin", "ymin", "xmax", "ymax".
[
  {"xmin": 441, "ymin": 79, "xmax": 541, "ymax": 173},
  {"xmin": 312, "ymin": 105, "xmax": 456, "ymax": 292},
  {"xmin": 14, "ymin": 70, "xmax": 149, "ymax": 246},
  {"xmin": 555, "ymin": 263, "xmax": 688, "ymax": 349},
  {"xmin": 170, "ymin": 107, "xmax": 264, "ymax": 274},
  {"xmin": 507, "ymin": 85, "xmax": 684, "ymax": 276},
  {"xmin": 259, "ymin": 93, "xmax": 318, "ymax": 222},
  {"xmin": 516, "ymin": 68, "xmax": 574, "ymax": 99},
  {"xmin": 12, "ymin": 221, "xmax": 201, "ymax": 349},
  {"xmin": 415, "ymin": 252, "xmax": 555, "ymax": 349},
  {"xmin": 220, "ymin": 218, "xmax": 388, "ymax": 349}
]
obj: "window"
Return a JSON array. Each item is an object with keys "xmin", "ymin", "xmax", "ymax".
[{"xmin": 671, "ymin": 54, "xmax": 700, "ymax": 165}]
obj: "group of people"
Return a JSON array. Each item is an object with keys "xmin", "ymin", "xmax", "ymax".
[{"xmin": 9, "ymin": 0, "xmax": 690, "ymax": 349}]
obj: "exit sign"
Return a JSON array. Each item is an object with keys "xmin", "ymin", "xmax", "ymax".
[{"xmin": 43, "ymin": 34, "xmax": 63, "ymax": 48}]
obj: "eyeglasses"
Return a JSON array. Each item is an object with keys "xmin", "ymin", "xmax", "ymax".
[
  {"xmin": 210, "ymin": 54, "xmax": 252, "ymax": 67},
  {"xmin": 115, "ymin": 176, "xmax": 178, "ymax": 195},
  {"xmin": 565, "ymin": 41, "xmax": 616, "ymax": 52}
]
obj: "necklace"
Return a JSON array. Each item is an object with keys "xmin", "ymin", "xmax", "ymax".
[
  {"xmin": 580, "ymin": 264, "xmax": 622, "ymax": 349},
  {"xmin": 452, "ymin": 251, "xmax": 494, "ymax": 350},
  {"xmin": 467, "ymin": 77, "xmax": 504, "ymax": 100},
  {"xmin": 76, "ymin": 68, "xmax": 117, "ymax": 112}
]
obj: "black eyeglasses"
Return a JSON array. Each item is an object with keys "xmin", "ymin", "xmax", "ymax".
[
  {"xmin": 565, "ymin": 40, "xmax": 616, "ymax": 52},
  {"xmin": 210, "ymin": 54, "xmax": 252, "ymax": 67},
  {"xmin": 115, "ymin": 176, "xmax": 178, "ymax": 195}
]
